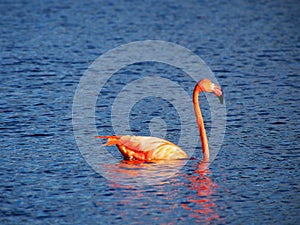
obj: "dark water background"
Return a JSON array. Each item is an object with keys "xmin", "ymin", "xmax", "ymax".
[{"xmin": 1, "ymin": 0, "xmax": 300, "ymax": 224}]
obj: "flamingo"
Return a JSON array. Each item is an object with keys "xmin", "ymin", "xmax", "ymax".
[{"xmin": 96, "ymin": 79, "xmax": 223, "ymax": 162}]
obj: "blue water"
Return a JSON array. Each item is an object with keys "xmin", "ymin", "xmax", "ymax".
[{"xmin": 1, "ymin": 0, "xmax": 300, "ymax": 224}]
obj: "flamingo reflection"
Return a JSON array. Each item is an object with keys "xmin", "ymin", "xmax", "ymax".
[
  {"xmin": 181, "ymin": 161, "xmax": 220, "ymax": 223},
  {"xmin": 94, "ymin": 160, "xmax": 220, "ymax": 223}
]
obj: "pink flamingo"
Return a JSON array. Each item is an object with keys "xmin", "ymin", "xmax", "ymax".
[{"xmin": 96, "ymin": 79, "xmax": 223, "ymax": 162}]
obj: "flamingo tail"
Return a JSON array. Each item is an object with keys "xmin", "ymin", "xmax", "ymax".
[{"xmin": 95, "ymin": 135, "xmax": 121, "ymax": 146}]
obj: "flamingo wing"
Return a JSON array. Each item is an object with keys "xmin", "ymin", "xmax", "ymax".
[{"xmin": 96, "ymin": 135, "xmax": 188, "ymax": 161}]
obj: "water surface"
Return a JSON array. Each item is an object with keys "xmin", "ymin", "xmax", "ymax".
[{"xmin": 1, "ymin": 0, "xmax": 299, "ymax": 224}]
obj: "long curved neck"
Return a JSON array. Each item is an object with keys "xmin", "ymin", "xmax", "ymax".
[{"xmin": 193, "ymin": 85, "xmax": 209, "ymax": 162}]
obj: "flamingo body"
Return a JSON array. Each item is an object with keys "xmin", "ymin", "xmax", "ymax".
[{"xmin": 96, "ymin": 135, "xmax": 188, "ymax": 161}]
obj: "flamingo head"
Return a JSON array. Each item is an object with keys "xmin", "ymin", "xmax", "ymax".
[{"xmin": 197, "ymin": 79, "xmax": 223, "ymax": 104}]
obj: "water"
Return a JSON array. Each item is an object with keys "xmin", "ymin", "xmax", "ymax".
[{"xmin": 1, "ymin": 0, "xmax": 300, "ymax": 224}]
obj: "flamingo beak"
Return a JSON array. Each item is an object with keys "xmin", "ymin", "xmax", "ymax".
[
  {"xmin": 218, "ymin": 94, "xmax": 223, "ymax": 104},
  {"xmin": 213, "ymin": 85, "xmax": 223, "ymax": 104}
]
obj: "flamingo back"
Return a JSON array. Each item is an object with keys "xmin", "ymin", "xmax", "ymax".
[{"xmin": 96, "ymin": 135, "xmax": 188, "ymax": 161}]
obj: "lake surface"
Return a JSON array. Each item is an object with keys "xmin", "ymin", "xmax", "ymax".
[{"xmin": 1, "ymin": 0, "xmax": 299, "ymax": 224}]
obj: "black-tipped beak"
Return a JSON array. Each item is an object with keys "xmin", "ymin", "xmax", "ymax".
[
  {"xmin": 212, "ymin": 84, "xmax": 223, "ymax": 104},
  {"xmin": 218, "ymin": 94, "xmax": 224, "ymax": 104}
]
